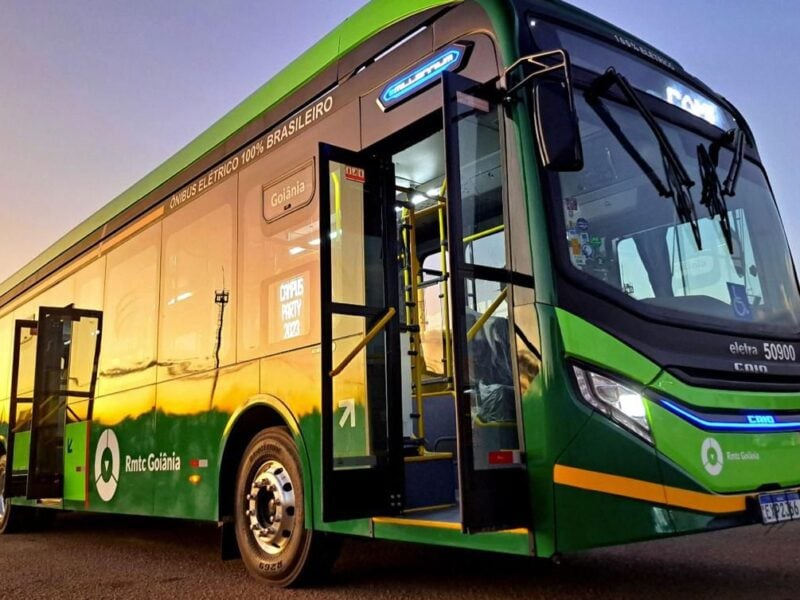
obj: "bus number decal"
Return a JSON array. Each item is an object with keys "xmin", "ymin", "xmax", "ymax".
[{"xmin": 763, "ymin": 343, "xmax": 797, "ymax": 362}]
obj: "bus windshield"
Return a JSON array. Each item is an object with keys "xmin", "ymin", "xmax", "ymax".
[{"xmin": 555, "ymin": 91, "xmax": 800, "ymax": 334}]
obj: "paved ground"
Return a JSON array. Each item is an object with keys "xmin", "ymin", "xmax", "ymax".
[{"xmin": 1, "ymin": 512, "xmax": 799, "ymax": 599}]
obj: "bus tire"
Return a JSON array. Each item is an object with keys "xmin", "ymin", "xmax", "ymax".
[
  {"xmin": 0, "ymin": 455, "xmax": 35, "ymax": 534},
  {"xmin": 234, "ymin": 426, "xmax": 339, "ymax": 587}
]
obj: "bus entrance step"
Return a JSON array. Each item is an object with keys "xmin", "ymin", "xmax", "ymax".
[{"xmin": 403, "ymin": 453, "xmax": 456, "ymax": 510}]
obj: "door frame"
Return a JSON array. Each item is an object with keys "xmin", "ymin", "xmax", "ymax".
[
  {"xmin": 27, "ymin": 306, "xmax": 102, "ymax": 500},
  {"xmin": 318, "ymin": 143, "xmax": 405, "ymax": 521},
  {"xmin": 442, "ymin": 70, "xmax": 530, "ymax": 533}
]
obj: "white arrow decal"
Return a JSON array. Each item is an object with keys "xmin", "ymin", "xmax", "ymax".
[{"xmin": 338, "ymin": 399, "xmax": 356, "ymax": 428}]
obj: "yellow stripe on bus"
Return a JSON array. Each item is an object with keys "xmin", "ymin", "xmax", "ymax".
[
  {"xmin": 372, "ymin": 516, "xmax": 529, "ymax": 535},
  {"xmin": 553, "ymin": 464, "xmax": 748, "ymax": 514}
]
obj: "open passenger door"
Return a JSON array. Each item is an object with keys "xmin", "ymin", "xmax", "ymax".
[
  {"xmin": 23, "ymin": 307, "xmax": 102, "ymax": 500},
  {"xmin": 319, "ymin": 144, "xmax": 405, "ymax": 521},
  {"xmin": 443, "ymin": 71, "xmax": 529, "ymax": 532}
]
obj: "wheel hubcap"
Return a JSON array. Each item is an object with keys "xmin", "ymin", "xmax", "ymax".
[{"xmin": 245, "ymin": 460, "xmax": 296, "ymax": 555}]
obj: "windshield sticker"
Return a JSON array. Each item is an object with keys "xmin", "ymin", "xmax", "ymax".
[
  {"xmin": 576, "ymin": 217, "xmax": 590, "ymax": 231},
  {"xmin": 565, "ymin": 197, "xmax": 578, "ymax": 213},
  {"xmin": 727, "ymin": 282, "xmax": 753, "ymax": 321}
]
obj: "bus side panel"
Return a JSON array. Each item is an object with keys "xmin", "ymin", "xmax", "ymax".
[
  {"xmin": 553, "ymin": 414, "xmax": 673, "ymax": 552},
  {"xmin": 153, "ymin": 361, "xmax": 260, "ymax": 520},
  {"xmin": 87, "ymin": 387, "xmax": 157, "ymax": 515}
]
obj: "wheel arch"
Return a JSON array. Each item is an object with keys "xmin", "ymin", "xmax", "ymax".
[{"xmin": 217, "ymin": 395, "xmax": 314, "ymax": 529}]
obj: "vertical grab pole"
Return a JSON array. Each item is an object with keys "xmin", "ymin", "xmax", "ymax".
[{"xmin": 436, "ymin": 179, "xmax": 453, "ymax": 386}]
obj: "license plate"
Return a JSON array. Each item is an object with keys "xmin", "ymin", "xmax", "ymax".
[{"xmin": 759, "ymin": 491, "xmax": 800, "ymax": 524}]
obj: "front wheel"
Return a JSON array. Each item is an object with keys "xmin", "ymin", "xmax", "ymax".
[{"xmin": 234, "ymin": 427, "xmax": 339, "ymax": 587}]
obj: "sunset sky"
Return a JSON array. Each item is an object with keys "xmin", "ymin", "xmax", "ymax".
[{"xmin": 1, "ymin": 0, "xmax": 798, "ymax": 284}]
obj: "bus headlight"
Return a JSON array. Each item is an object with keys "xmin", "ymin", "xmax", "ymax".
[{"xmin": 572, "ymin": 365, "xmax": 653, "ymax": 444}]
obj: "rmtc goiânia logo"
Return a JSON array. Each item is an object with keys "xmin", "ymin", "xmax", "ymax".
[{"xmin": 94, "ymin": 429, "xmax": 121, "ymax": 501}]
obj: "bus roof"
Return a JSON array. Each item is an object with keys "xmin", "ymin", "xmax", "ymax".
[{"xmin": 0, "ymin": 0, "xmax": 462, "ymax": 301}]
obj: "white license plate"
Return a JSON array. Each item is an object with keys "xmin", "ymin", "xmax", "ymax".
[{"xmin": 759, "ymin": 491, "xmax": 800, "ymax": 524}]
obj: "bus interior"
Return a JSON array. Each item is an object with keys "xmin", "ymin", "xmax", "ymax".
[{"xmin": 382, "ymin": 111, "xmax": 522, "ymax": 524}]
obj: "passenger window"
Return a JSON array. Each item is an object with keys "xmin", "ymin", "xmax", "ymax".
[
  {"xmin": 99, "ymin": 223, "xmax": 161, "ymax": 396},
  {"xmin": 159, "ymin": 179, "xmax": 236, "ymax": 379}
]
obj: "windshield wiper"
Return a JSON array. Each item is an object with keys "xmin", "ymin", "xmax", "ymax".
[
  {"xmin": 587, "ymin": 68, "xmax": 702, "ymax": 250},
  {"xmin": 697, "ymin": 144, "xmax": 733, "ymax": 253},
  {"xmin": 710, "ymin": 127, "xmax": 746, "ymax": 197},
  {"xmin": 699, "ymin": 128, "xmax": 746, "ymax": 254}
]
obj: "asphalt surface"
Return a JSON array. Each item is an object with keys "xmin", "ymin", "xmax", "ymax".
[{"xmin": 1, "ymin": 512, "xmax": 799, "ymax": 599}]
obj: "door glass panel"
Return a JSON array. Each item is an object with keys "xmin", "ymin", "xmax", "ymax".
[
  {"xmin": 66, "ymin": 316, "xmax": 101, "ymax": 395},
  {"xmin": 331, "ymin": 314, "xmax": 390, "ymax": 469},
  {"xmin": 29, "ymin": 313, "xmax": 71, "ymax": 496},
  {"xmin": 11, "ymin": 323, "xmax": 37, "ymax": 476},
  {"xmin": 455, "ymin": 105, "xmax": 506, "ymax": 270},
  {"xmin": 321, "ymin": 146, "xmax": 403, "ymax": 521},
  {"xmin": 28, "ymin": 309, "xmax": 102, "ymax": 499},
  {"xmin": 419, "ymin": 252, "xmax": 449, "ymax": 378},
  {"xmin": 463, "ymin": 279, "xmax": 520, "ymax": 470},
  {"xmin": 15, "ymin": 325, "xmax": 37, "ymax": 401},
  {"xmin": 65, "ymin": 315, "xmax": 101, "ymax": 423},
  {"xmin": 330, "ymin": 162, "xmax": 367, "ymax": 306}
]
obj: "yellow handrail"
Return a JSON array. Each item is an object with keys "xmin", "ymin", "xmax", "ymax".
[
  {"xmin": 463, "ymin": 224, "xmax": 504, "ymax": 245},
  {"xmin": 467, "ymin": 287, "xmax": 508, "ymax": 342},
  {"xmin": 330, "ymin": 307, "xmax": 396, "ymax": 377}
]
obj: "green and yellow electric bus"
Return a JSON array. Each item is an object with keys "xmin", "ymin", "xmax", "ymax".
[{"xmin": 1, "ymin": 0, "xmax": 799, "ymax": 586}]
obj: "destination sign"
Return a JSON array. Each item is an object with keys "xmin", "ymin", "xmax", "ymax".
[
  {"xmin": 166, "ymin": 94, "xmax": 334, "ymax": 213},
  {"xmin": 262, "ymin": 160, "xmax": 315, "ymax": 223}
]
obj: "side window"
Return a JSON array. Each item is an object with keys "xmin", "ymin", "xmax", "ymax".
[
  {"xmin": 99, "ymin": 223, "xmax": 161, "ymax": 396},
  {"xmin": 159, "ymin": 179, "xmax": 237, "ymax": 379}
]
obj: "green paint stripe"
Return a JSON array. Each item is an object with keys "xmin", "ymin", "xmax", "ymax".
[
  {"xmin": 555, "ymin": 308, "xmax": 661, "ymax": 384},
  {"xmin": 650, "ymin": 370, "xmax": 800, "ymax": 410}
]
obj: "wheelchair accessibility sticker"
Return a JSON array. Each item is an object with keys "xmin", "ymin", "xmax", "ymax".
[{"xmin": 727, "ymin": 282, "xmax": 752, "ymax": 321}]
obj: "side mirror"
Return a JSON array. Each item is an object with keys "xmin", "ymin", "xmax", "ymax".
[
  {"xmin": 532, "ymin": 79, "xmax": 583, "ymax": 172},
  {"xmin": 503, "ymin": 50, "xmax": 584, "ymax": 172}
]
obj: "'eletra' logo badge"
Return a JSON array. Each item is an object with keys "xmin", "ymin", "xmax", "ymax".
[{"xmin": 95, "ymin": 429, "xmax": 120, "ymax": 501}]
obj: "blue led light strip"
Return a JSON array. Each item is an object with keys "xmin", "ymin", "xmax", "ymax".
[
  {"xmin": 379, "ymin": 47, "xmax": 464, "ymax": 109},
  {"xmin": 660, "ymin": 399, "xmax": 800, "ymax": 432}
]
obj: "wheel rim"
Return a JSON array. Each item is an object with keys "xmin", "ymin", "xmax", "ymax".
[{"xmin": 245, "ymin": 459, "xmax": 296, "ymax": 555}]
